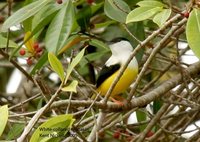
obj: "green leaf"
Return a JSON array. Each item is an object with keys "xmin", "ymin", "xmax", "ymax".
[
  {"xmin": 186, "ymin": 9, "xmax": 200, "ymax": 59},
  {"xmin": 23, "ymin": 17, "xmax": 33, "ymax": 32},
  {"xmin": 48, "ymin": 52, "xmax": 65, "ymax": 82},
  {"xmin": 76, "ymin": 5, "xmax": 92, "ymax": 32},
  {"xmin": 136, "ymin": 109, "xmax": 147, "ymax": 131},
  {"xmin": 62, "ymin": 80, "xmax": 78, "ymax": 93},
  {"xmin": 153, "ymin": 100, "xmax": 163, "ymax": 114},
  {"xmin": 30, "ymin": 52, "xmax": 48, "ymax": 75},
  {"xmin": 137, "ymin": 0, "xmax": 165, "ymax": 8},
  {"xmin": 6, "ymin": 124, "xmax": 25, "ymax": 140},
  {"xmin": 91, "ymin": 2, "xmax": 103, "ymax": 14},
  {"xmin": 1, "ymin": 0, "xmax": 51, "ymax": 32},
  {"xmin": 126, "ymin": 7, "xmax": 162, "ymax": 24},
  {"xmin": 80, "ymin": 50, "xmax": 108, "ymax": 68},
  {"xmin": 89, "ymin": 39, "xmax": 110, "ymax": 50},
  {"xmin": 65, "ymin": 48, "xmax": 85, "ymax": 82},
  {"xmin": 45, "ymin": 0, "xmax": 74, "ymax": 54},
  {"xmin": 94, "ymin": 21, "xmax": 116, "ymax": 29},
  {"xmin": 0, "ymin": 34, "xmax": 18, "ymax": 48},
  {"xmin": 153, "ymin": 9, "xmax": 171, "ymax": 27},
  {"xmin": 0, "ymin": 105, "xmax": 8, "ymax": 137},
  {"xmin": 126, "ymin": 22, "xmax": 145, "ymax": 62},
  {"xmin": 30, "ymin": 114, "xmax": 75, "ymax": 142},
  {"xmin": 58, "ymin": 35, "xmax": 86, "ymax": 55},
  {"xmin": 85, "ymin": 50, "xmax": 108, "ymax": 62},
  {"xmin": 104, "ymin": 0, "xmax": 131, "ymax": 23},
  {"xmin": 32, "ymin": 3, "xmax": 61, "ymax": 38}
]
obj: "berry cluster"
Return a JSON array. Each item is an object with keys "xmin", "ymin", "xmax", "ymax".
[{"xmin": 19, "ymin": 42, "xmax": 43, "ymax": 65}]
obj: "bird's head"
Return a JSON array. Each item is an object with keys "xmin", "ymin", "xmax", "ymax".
[
  {"xmin": 105, "ymin": 37, "xmax": 135, "ymax": 66},
  {"xmin": 109, "ymin": 37, "xmax": 133, "ymax": 56}
]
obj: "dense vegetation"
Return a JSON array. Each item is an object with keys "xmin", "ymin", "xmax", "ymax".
[{"xmin": 1, "ymin": 0, "xmax": 200, "ymax": 142}]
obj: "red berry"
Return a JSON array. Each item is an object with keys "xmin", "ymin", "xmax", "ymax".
[
  {"xmin": 56, "ymin": 0, "xmax": 62, "ymax": 4},
  {"xmin": 19, "ymin": 49, "xmax": 26, "ymax": 56},
  {"xmin": 27, "ymin": 58, "xmax": 33, "ymax": 66},
  {"xmin": 113, "ymin": 131, "xmax": 120, "ymax": 139},
  {"xmin": 33, "ymin": 42, "xmax": 39, "ymax": 50},
  {"xmin": 87, "ymin": 0, "xmax": 94, "ymax": 4},
  {"xmin": 146, "ymin": 131, "xmax": 154, "ymax": 137},
  {"xmin": 183, "ymin": 12, "xmax": 189, "ymax": 18},
  {"xmin": 36, "ymin": 47, "xmax": 42, "ymax": 53},
  {"xmin": 0, "ymin": 16, "xmax": 4, "ymax": 23}
]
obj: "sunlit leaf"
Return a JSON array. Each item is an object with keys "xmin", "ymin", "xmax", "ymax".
[
  {"xmin": 137, "ymin": 0, "xmax": 165, "ymax": 8},
  {"xmin": 45, "ymin": 0, "xmax": 74, "ymax": 54},
  {"xmin": 65, "ymin": 48, "xmax": 85, "ymax": 82},
  {"xmin": 1, "ymin": 0, "xmax": 51, "ymax": 32},
  {"xmin": 30, "ymin": 114, "xmax": 75, "ymax": 142},
  {"xmin": 0, "ymin": 105, "xmax": 8, "ymax": 137},
  {"xmin": 48, "ymin": 52, "xmax": 65, "ymax": 82},
  {"xmin": 104, "ymin": 0, "xmax": 130, "ymax": 23},
  {"xmin": 24, "ymin": 31, "xmax": 35, "ymax": 53},
  {"xmin": 153, "ymin": 9, "xmax": 171, "ymax": 27},
  {"xmin": 186, "ymin": 8, "xmax": 200, "ymax": 59},
  {"xmin": 62, "ymin": 80, "xmax": 78, "ymax": 93},
  {"xmin": 126, "ymin": 7, "xmax": 162, "ymax": 24},
  {"xmin": 0, "ymin": 34, "xmax": 18, "ymax": 48}
]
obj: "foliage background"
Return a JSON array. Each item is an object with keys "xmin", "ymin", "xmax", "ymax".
[{"xmin": 1, "ymin": 0, "xmax": 200, "ymax": 142}]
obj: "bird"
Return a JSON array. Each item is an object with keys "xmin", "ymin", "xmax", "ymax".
[{"xmin": 95, "ymin": 38, "xmax": 138, "ymax": 103}]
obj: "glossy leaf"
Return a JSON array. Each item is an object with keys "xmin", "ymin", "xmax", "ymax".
[
  {"xmin": 104, "ymin": 0, "xmax": 130, "ymax": 23},
  {"xmin": 0, "ymin": 105, "xmax": 8, "ymax": 137},
  {"xmin": 186, "ymin": 9, "xmax": 200, "ymax": 59},
  {"xmin": 30, "ymin": 114, "xmax": 75, "ymax": 142},
  {"xmin": 0, "ymin": 34, "xmax": 18, "ymax": 48},
  {"xmin": 45, "ymin": 0, "xmax": 74, "ymax": 54},
  {"xmin": 126, "ymin": 7, "xmax": 162, "ymax": 24},
  {"xmin": 65, "ymin": 48, "xmax": 85, "ymax": 82},
  {"xmin": 153, "ymin": 9, "xmax": 171, "ymax": 27},
  {"xmin": 48, "ymin": 52, "xmax": 65, "ymax": 82},
  {"xmin": 62, "ymin": 80, "xmax": 78, "ymax": 93},
  {"xmin": 137, "ymin": 0, "xmax": 165, "ymax": 8},
  {"xmin": 1, "ymin": 0, "xmax": 51, "ymax": 32}
]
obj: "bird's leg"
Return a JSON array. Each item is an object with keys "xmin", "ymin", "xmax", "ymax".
[{"xmin": 110, "ymin": 96, "xmax": 125, "ymax": 106}]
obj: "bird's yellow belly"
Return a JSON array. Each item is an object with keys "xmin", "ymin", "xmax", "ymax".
[{"xmin": 97, "ymin": 67, "xmax": 138, "ymax": 97}]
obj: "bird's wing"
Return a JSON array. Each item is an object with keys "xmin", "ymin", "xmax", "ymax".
[{"xmin": 96, "ymin": 64, "xmax": 120, "ymax": 88}]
